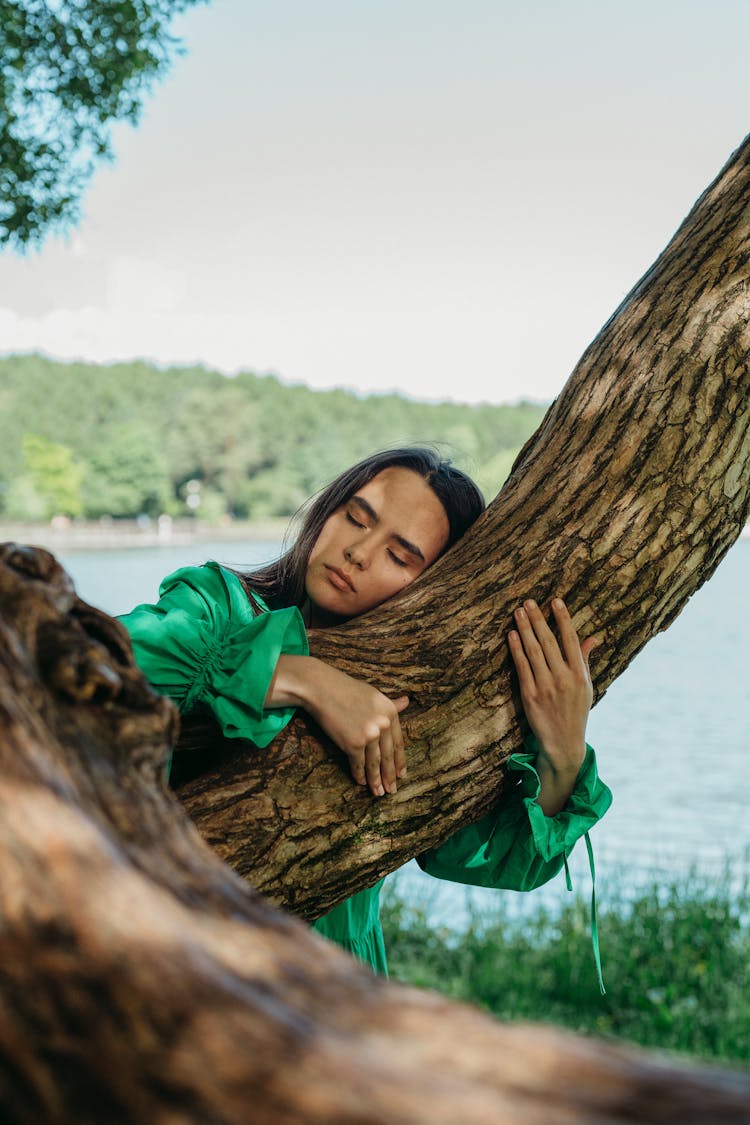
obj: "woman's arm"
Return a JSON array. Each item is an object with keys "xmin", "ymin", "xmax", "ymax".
[
  {"xmin": 419, "ymin": 599, "xmax": 609, "ymax": 892},
  {"xmin": 418, "ymin": 740, "xmax": 611, "ymax": 890},
  {"xmin": 121, "ymin": 564, "xmax": 406, "ymax": 799},
  {"xmin": 268, "ymin": 654, "xmax": 408, "ymax": 798},
  {"xmin": 508, "ymin": 597, "xmax": 597, "ymax": 815},
  {"xmin": 120, "ymin": 563, "xmax": 309, "ymax": 751},
  {"xmin": 270, "ymin": 596, "xmax": 595, "ymax": 807}
]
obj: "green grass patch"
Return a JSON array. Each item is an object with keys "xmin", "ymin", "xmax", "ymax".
[{"xmin": 381, "ymin": 870, "xmax": 750, "ymax": 1066}]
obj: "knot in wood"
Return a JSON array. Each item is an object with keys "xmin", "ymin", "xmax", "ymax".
[
  {"xmin": 37, "ymin": 622, "xmax": 123, "ymax": 704},
  {"xmin": 0, "ymin": 542, "xmax": 76, "ymax": 602}
]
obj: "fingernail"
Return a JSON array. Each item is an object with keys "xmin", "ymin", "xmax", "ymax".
[
  {"xmin": 553, "ymin": 597, "xmax": 564, "ymax": 609},
  {"xmin": 525, "ymin": 598, "xmax": 536, "ymax": 610},
  {"xmin": 515, "ymin": 606, "xmax": 526, "ymax": 620},
  {"xmin": 398, "ymin": 767, "xmax": 408, "ymax": 778},
  {"xmin": 375, "ymin": 785, "xmax": 385, "ymax": 797}
]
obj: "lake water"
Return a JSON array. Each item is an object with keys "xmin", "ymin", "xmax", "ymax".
[{"xmin": 59, "ymin": 536, "xmax": 750, "ymax": 919}]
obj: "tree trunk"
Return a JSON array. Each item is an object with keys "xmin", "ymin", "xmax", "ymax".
[
  {"xmin": 2, "ymin": 541, "xmax": 750, "ymax": 1123},
  {"xmin": 176, "ymin": 134, "xmax": 750, "ymax": 920}
]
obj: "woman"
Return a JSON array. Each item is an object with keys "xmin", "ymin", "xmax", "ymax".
[{"xmin": 121, "ymin": 447, "xmax": 611, "ymax": 975}]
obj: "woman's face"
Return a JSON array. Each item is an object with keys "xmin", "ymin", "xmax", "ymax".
[{"xmin": 305, "ymin": 467, "xmax": 450, "ymax": 623}]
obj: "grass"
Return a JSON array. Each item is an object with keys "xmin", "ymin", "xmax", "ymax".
[{"xmin": 380, "ymin": 869, "xmax": 750, "ymax": 1066}]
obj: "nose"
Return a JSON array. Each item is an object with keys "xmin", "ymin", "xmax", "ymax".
[{"xmin": 344, "ymin": 543, "xmax": 369, "ymax": 570}]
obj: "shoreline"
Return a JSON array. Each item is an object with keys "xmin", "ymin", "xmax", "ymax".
[
  {"xmin": 0, "ymin": 518, "xmax": 291, "ymax": 553},
  {"xmin": 3, "ymin": 518, "xmax": 750, "ymax": 554}
]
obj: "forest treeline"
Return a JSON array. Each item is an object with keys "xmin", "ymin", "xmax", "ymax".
[{"xmin": 0, "ymin": 354, "xmax": 546, "ymax": 521}]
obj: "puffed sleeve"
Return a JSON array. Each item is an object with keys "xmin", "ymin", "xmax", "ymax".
[
  {"xmin": 119, "ymin": 562, "xmax": 308, "ymax": 747},
  {"xmin": 417, "ymin": 737, "xmax": 612, "ymax": 891}
]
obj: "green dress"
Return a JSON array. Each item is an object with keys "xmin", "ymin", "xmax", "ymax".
[{"xmin": 120, "ymin": 562, "xmax": 612, "ymax": 975}]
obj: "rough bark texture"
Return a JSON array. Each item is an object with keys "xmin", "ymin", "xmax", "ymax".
[
  {"xmin": 176, "ymin": 135, "xmax": 750, "ymax": 920},
  {"xmin": 2, "ymin": 542, "xmax": 750, "ymax": 1124}
]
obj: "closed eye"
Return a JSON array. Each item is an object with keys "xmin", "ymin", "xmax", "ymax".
[
  {"xmin": 345, "ymin": 511, "xmax": 366, "ymax": 529},
  {"xmin": 388, "ymin": 550, "xmax": 409, "ymax": 567}
]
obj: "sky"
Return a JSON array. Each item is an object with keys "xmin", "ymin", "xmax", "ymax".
[{"xmin": 1, "ymin": 0, "xmax": 749, "ymax": 405}]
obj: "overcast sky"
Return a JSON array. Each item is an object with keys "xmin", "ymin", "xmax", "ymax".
[{"xmin": 1, "ymin": 0, "xmax": 748, "ymax": 404}]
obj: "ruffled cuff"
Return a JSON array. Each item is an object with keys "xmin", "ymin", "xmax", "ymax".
[
  {"xmin": 508, "ymin": 736, "xmax": 612, "ymax": 863},
  {"xmin": 193, "ymin": 605, "xmax": 308, "ymax": 747}
]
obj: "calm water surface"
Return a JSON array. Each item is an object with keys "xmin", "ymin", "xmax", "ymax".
[{"xmin": 60, "ymin": 537, "xmax": 750, "ymax": 917}]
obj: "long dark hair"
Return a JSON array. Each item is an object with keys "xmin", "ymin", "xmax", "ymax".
[{"xmin": 236, "ymin": 446, "xmax": 485, "ymax": 610}]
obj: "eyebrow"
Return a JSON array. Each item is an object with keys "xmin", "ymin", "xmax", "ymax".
[{"xmin": 350, "ymin": 495, "xmax": 426, "ymax": 562}]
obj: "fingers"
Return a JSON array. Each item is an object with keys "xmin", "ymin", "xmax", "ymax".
[
  {"xmin": 579, "ymin": 634, "xmax": 599, "ymax": 669},
  {"xmin": 512, "ymin": 600, "xmax": 559, "ymax": 682},
  {"xmin": 378, "ymin": 723, "xmax": 396, "ymax": 796},
  {"xmin": 348, "ymin": 751, "xmax": 367, "ymax": 788},
  {"xmin": 374, "ymin": 697, "xmax": 408, "ymax": 795},
  {"xmin": 356, "ymin": 700, "xmax": 408, "ymax": 798},
  {"xmin": 550, "ymin": 597, "xmax": 592, "ymax": 672},
  {"xmin": 364, "ymin": 738, "xmax": 384, "ymax": 797},
  {"xmin": 509, "ymin": 598, "xmax": 595, "ymax": 773},
  {"xmin": 392, "ymin": 696, "xmax": 408, "ymax": 779},
  {"xmin": 361, "ymin": 731, "xmax": 396, "ymax": 797},
  {"xmin": 375, "ymin": 707, "xmax": 407, "ymax": 796},
  {"xmin": 550, "ymin": 599, "xmax": 600, "ymax": 681},
  {"xmin": 507, "ymin": 626, "xmax": 534, "ymax": 691},
  {"xmin": 512, "ymin": 598, "xmax": 597, "ymax": 678}
]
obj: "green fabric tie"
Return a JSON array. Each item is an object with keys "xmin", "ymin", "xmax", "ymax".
[
  {"xmin": 563, "ymin": 833, "xmax": 605, "ymax": 995},
  {"xmin": 562, "ymin": 852, "xmax": 573, "ymax": 892},
  {"xmin": 585, "ymin": 831, "xmax": 605, "ymax": 995}
]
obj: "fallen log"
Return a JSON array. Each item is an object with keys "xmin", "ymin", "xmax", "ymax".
[{"xmin": 0, "ymin": 541, "xmax": 749, "ymax": 1123}]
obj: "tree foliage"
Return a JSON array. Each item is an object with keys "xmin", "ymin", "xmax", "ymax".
[
  {"xmin": 3, "ymin": 432, "xmax": 84, "ymax": 518},
  {"xmin": 82, "ymin": 422, "xmax": 169, "ymax": 517},
  {"xmin": 0, "ymin": 0, "xmax": 202, "ymax": 248},
  {"xmin": 0, "ymin": 354, "xmax": 546, "ymax": 520}
]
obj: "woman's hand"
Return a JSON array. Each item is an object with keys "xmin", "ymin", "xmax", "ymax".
[
  {"xmin": 508, "ymin": 598, "xmax": 597, "ymax": 816},
  {"xmin": 267, "ymin": 654, "xmax": 408, "ymax": 797}
]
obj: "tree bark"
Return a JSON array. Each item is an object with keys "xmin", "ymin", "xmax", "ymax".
[
  {"xmin": 2, "ymin": 541, "xmax": 750, "ymax": 1124},
  {"xmin": 176, "ymin": 134, "xmax": 750, "ymax": 920}
]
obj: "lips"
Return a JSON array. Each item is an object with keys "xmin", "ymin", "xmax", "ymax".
[{"xmin": 325, "ymin": 565, "xmax": 356, "ymax": 592}]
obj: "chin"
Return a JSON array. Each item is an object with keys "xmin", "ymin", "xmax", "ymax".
[
  {"xmin": 310, "ymin": 603, "xmax": 355, "ymax": 627},
  {"xmin": 306, "ymin": 588, "xmax": 353, "ymax": 623}
]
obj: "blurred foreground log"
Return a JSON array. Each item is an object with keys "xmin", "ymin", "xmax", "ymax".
[{"xmin": 1, "ymin": 541, "xmax": 749, "ymax": 1123}]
